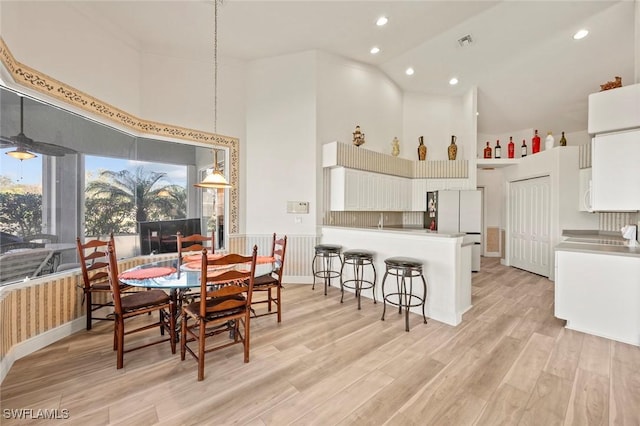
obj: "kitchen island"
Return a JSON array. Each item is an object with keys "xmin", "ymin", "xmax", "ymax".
[
  {"xmin": 555, "ymin": 230, "xmax": 640, "ymax": 346},
  {"xmin": 321, "ymin": 226, "xmax": 472, "ymax": 326}
]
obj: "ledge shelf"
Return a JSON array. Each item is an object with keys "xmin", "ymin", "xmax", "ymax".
[
  {"xmin": 476, "ymin": 158, "xmax": 521, "ymax": 169},
  {"xmin": 323, "ymin": 141, "xmax": 468, "ymax": 179}
]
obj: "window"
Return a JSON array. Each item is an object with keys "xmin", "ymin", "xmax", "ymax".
[{"xmin": 0, "ymin": 85, "xmax": 228, "ymax": 285}]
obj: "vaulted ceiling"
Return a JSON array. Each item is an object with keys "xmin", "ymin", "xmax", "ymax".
[{"xmin": 71, "ymin": 1, "xmax": 636, "ymax": 135}]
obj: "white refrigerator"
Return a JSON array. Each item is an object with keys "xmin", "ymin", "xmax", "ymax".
[{"xmin": 426, "ymin": 190, "xmax": 482, "ymax": 272}]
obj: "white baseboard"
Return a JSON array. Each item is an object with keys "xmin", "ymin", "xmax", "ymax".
[
  {"xmin": 283, "ymin": 276, "xmax": 313, "ymax": 285},
  {"xmin": 1, "ymin": 316, "xmax": 86, "ymax": 384}
]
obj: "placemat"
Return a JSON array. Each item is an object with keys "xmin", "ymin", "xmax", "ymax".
[
  {"xmin": 182, "ymin": 253, "xmax": 224, "ymax": 263},
  {"xmin": 119, "ymin": 266, "xmax": 176, "ymax": 280}
]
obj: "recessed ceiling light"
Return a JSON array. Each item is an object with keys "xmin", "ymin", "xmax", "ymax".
[
  {"xmin": 573, "ymin": 29, "xmax": 589, "ymax": 40},
  {"xmin": 370, "ymin": 46, "xmax": 380, "ymax": 54},
  {"xmin": 376, "ymin": 16, "xmax": 388, "ymax": 26},
  {"xmin": 449, "ymin": 77, "xmax": 459, "ymax": 85},
  {"xmin": 405, "ymin": 67, "xmax": 414, "ymax": 76}
]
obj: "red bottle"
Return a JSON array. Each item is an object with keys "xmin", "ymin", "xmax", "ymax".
[
  {"xmin": 507, "ymin": 136, "xmax": 515, "ymax": 158},
  {"xmin": 532, "ymin": 129, "xmax": 540, "ymax": 154},
  {"xmin": 483, "ymin": 141, "xmax": 492, "ymax": 159}
]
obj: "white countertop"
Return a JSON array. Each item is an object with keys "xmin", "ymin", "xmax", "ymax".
[
  {"xmin": 322, "ymin": 225, "xmax": 464, "ymax": 239},
  {"xmin": 556, "ymin": 229, "xmax": 640, "ymax": 258}
]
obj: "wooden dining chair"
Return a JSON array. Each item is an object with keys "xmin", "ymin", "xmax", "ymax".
[
  {"xmin": 106, "ymin": 242, "xmax": 176, "ymax": 369},
  {"xmin": 250, "ymin": 233, "xmax": 287, "ymax": 323},
  {"xmin": 180, "ymin": 246, "xmax": 257, "ymax": 381},
  {"xmin": 77, "ymin": 233, "xmax": 131, "ymax": 330},
  {"xmin": 176, "ymin": 230, "xmax": 215, "ymax": 265}
]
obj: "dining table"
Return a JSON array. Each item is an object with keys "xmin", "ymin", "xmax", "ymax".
[{"xmin": 118, "ymin": 253, "xmax": 276, "ymax": 326}]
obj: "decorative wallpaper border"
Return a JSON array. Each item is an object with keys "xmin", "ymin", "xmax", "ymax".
[{"xmin": 0, "ymin": 37, "xmax": 239, "ymax": 234}]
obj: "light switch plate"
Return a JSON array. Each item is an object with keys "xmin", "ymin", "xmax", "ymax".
[{"xmin": 287, "ymin": 201, "xmax": 309, "ymax": 214}]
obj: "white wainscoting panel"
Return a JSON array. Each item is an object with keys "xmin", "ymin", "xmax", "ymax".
[{"xmin": 230, "ymin": 234, "xmax": 316, "ymax": 283}]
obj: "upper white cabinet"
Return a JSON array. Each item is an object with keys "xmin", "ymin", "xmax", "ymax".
[
  {"xmin": 329, "ymin": 167, "xmax": 411, "ymax": 211},
  {"xmin": 591, "ymin": 129, "xmax": 640, "ymax": 211},
  {"xmin": 588, "ymin": 84, "xmax": 640, "ymax": 135}
]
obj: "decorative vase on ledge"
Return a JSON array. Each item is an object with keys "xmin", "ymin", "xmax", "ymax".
[
  {"xmin": 448, "ymin": 135, "xmax": 457, "ymax": 160},
  {"xmin": 391, "ymin": 137, "xmax": 400, "ymax": 157},
  {"xmin": 418, "ymin": 136, "xmax": 427, "ymax": 161},
  {"xmin": 352, "ymin": 125, "xmax": 365, "ymax": 147}
]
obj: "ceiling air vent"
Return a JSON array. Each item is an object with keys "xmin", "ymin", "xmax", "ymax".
[{"xmin": 458, "ymin": 34, "xmax": 473, "ymax": 47}]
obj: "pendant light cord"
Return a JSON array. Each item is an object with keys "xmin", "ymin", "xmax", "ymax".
[{"xmin": 213, "ymin": 0, "xmax": 218, "ymax": 134}]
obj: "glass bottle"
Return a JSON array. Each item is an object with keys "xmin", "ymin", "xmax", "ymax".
[
  {"xmin": 545, "ymin": 131, "xmax": 555, "ymax": 150},
  {"xmin": 507, "ymin": 136, "xmax": 515, "ymax": 159},
  {"xmin": 559, "ymin": 131, "xmax": 567, "ymax": 146},
  {"xmin": 494, "ymin": 140, "xmax": 501, "ymax": 159},
  {"xmin": 532, "ymin": 129, "xmax": 540, "ymax": 154},
  {"xmin": 483, "ymin": 141, "xmax": 492, "ymax": 159},
  {"xmin": 521, "ymin": 139, "xmax": 527, "ymax": 157}
]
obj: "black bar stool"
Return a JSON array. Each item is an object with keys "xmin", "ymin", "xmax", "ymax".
[
  {"xmin": 312, "ymin": 244, "xmax": 343, "ymax": 295},
  {"xmin": 380, "ymin": 256, "xmax": 428, "ymax": 332},
  {"xmin": 340, "ymin": 249, "xmax": 377, "ymax": 310}
]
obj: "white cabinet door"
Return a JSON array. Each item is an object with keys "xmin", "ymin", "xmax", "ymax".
[
  {"xmin": 412, "ymin": 179, "xmax": 427, "ymax": 212},
  {"xmin": 363, "ymin": 171, "xmax": 376, "ymax": 210},
  {"xmin": 402, "ymin": 178, "xmax": 412, "ymax": 210},
  {"xmin": 556, "ymin": 250, "xmax": 640, "ymax": 346},
  {"xmin": 330, "ymin": 167, "xmax": 413, "ymax": 211},
  {"xmin": 509, "ymin": 176, "xmax": 551, "ymax": 277},
  {"xmin": 330, "ymin": 167, "xmax": 346, "ymax": 211},
  {"xmin": 344, "ymin": 168, "xmax": 360, "ymax": 211},
  {"xmin": 592, "ymin": 130, "xmax": 640, "ymax": 211}
]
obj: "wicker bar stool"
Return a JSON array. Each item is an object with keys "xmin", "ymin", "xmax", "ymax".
[
  {"xmin": 312, "ymin": 244, "xmax": 343, "ymax": 296},
  {"xmin": 380, "ymin": 256, "xmax": 428, "ymax": 332},
  {"xmin": 340, "ymin": 249, "xmax": 377, "ymax": 310}
]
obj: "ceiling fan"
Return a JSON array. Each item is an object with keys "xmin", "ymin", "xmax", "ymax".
[{"xmin": 0, "ymin": 96, "xmax": 77, "ymax": 158}]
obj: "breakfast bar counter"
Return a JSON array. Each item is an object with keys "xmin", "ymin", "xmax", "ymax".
[{"xmin": 321, "ymin": 226, "xmax": 472, "ymax": 326}]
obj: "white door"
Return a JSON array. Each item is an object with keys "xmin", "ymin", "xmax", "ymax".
[{"xmin": 509, "ymin": 176, "xmax": 551, "ymax": 277}]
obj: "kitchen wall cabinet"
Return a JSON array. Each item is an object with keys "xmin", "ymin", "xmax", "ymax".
[
  {"xmin": 330, "ymin": 167, "xmax": 411, "ymax": 211},
  {"xmin": 591, "ymin": 129, "xmax": 640, "ymax": 211},
  {"xmin": 588, "ymin": 84, "xmax": 640, "ymax": 134}
]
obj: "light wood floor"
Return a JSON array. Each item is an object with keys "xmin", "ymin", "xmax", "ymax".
[{"xmin": 2, "ymin": 258, "xmax": 640, "ymax": 425}]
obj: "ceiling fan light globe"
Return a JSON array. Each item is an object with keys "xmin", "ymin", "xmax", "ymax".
[{"xmin": 6, "ymin": 147, "xmax": 37, "ymax": 160}]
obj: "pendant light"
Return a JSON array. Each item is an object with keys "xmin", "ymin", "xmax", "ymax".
[
  {"xmin": 194, "ymin": 149, "xmax": 232, "ymax": 189},
  {"xmin": 195, "ymin": 0, "xmax": 232, "ymax": 189}
]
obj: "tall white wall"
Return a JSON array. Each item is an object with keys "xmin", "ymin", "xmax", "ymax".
[
  {"xmin": 315, "ymin": 51, "xmax": 403, "ymax": 155},
  {"xmin": 403, "ymin": 92, "xmax": 467, "ymax": 161},
  {"xmin": 139, "ymin": 54, "xmax": 246, "ymax": 141},
  {"xmin": 245, "ymin": 51, "xmax": 317, "ymax": 235}
]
